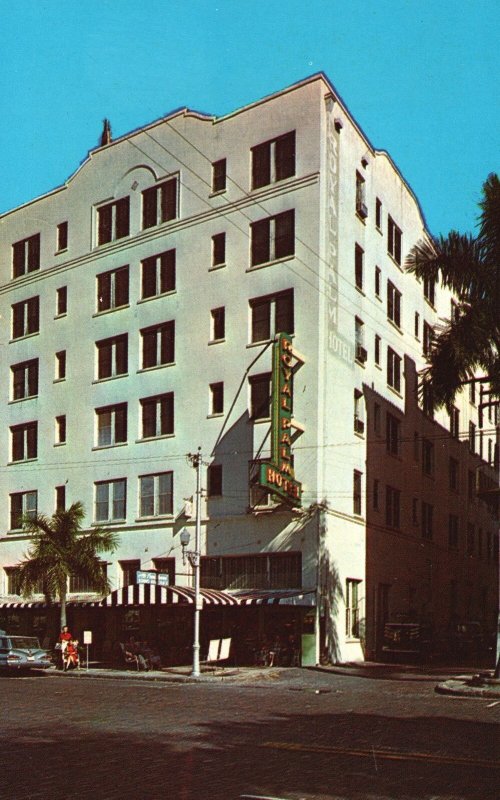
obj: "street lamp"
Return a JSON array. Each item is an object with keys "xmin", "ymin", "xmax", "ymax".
[{"xmin": 179, "ymin": 526, "xmax": 201, "ymax": 676}]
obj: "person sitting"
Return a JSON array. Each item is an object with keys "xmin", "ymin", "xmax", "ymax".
[
  {"xmin": 63, "ymin": 639, "xmax": 80, "ymax": 670},
  {"xmin": 125, "ymin": 636, "xmax": 148, "ymax": 671}
]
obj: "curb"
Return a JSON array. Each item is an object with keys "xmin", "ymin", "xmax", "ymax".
[{"xmin": 435, "ymin": 679, "xmax": 500, "ymax": 699}]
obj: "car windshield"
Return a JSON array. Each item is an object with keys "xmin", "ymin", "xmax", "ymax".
[{"xmin": 10, "ymin": 637, "xmax": 41, "ymax": 649}]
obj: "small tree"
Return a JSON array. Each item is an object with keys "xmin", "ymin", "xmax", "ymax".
[{"xmin": 17, "ymin": 502, "xmax": 118, "ymax": 630}]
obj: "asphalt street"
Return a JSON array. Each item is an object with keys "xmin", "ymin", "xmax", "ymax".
[{"xmin": 1, "ymin": 668, "xmax": 498, "ymax": 800}]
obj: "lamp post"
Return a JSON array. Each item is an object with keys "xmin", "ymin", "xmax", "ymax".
[{"xmin": 182, "ymin": 448, "xmax": 203, "ymax": 677}]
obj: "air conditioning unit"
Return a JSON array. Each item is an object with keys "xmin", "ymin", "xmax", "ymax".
[
  {"xmin": 175, "ymin": 498, "xmax": 193, "ymax": 521},
  {"xmin": 354, "ymin": 417, "xmax": 365, "ymax": 435},
  {"xmin": 357, "ymin": 202, "xmax": 368, "ymax": 219},
  {"xmin": 356, "ymin": 345, "xmax": 368, "ymax": 364}
]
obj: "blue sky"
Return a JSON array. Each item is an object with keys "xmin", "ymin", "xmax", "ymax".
[{"xmin": 0, "ymin": 0, "xmax": 498, "ymax": 235}]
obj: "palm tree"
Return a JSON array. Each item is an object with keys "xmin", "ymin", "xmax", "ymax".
[
  {"xmin": 406, "ymin": 173, "xmax": 500, "ymax": 410},
  {"xmin": 17, "ymin": 501, "xmax": 118, "ymax": 629}
]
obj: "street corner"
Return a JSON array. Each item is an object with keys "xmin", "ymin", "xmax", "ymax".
[{"xmin": 436, "ymin": 673, "xmax": 500, "ymax": 699}]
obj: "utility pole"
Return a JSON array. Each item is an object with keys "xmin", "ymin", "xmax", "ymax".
[{"xmin": 187, "ymin": 448, "xmax": 202, "ymax": 677}]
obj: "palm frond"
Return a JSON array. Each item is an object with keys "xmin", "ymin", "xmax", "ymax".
[{"xmin": 406, "ymin": 233, "xmax": 485, "ymax": 299}]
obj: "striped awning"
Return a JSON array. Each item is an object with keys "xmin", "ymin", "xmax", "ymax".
[{"xmin": 0, "ymin": 587, "xmax": 315, "ymax": 609}]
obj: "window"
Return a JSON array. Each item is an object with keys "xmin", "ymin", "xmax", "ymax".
[
  {"xmin": 374, "ymin": 334, "xmax": 381, "ymax": 366},
  {"xmin": 423, "ymin": 275, "xmax": 436, "ymax": 306},
  {"xmin": 387, "ymin": 348, "xmax": 401, "ymax": 392},
  {"xmin": 57, "ymin": 221, "xmax": 68, "ymax": 252},
  {"xmin": 346, "ymin": 579, "xmax": 361, "ymax": 638},
  {"xmin": 448, "ymin": 515, "xmax": 459, "ymax": 549},
  {"xmin": 55, "ymin": 415, "xmax": 66, "ymax": 445},
  {"xmin": 387, "ymin": 216, "xmax": 402, "ymax": 264},
  {"xmin": 69, "ymin": 563, "xmax": 107, "ymax": 593},
  {"xmin": 375, "ymin": 197, "xmax": 382, "ymax": 229},
  {"xmin": 468, "ymin": 469, "xmax": 475, "ymax": 501},
  {"xmin": 422, "ymin": 439, "xmax": 434, "ymax": 476},
  {"xmin": 421, "ymin": 502, "xmax": 433, "ymax": 540},
  {"xmin": 466, "ymin": 523, "xmax": 475, "ymax": 555},
  {"xmin": 142, "ymin": 177, "xmax": 178, "ymax": 229},
  {"xmin": 96, "ymin": 403, "xmax": 127, "ymax": 447},
  {"xmin": 449, "ymin": 458, "xmax": 459, "ymax": 491},
  {"xmin": 386, "ymin": 413, "xmax": 401, "ymax": 456},
  {"xmin": 153, "ymin": 558, "xmax": 175, "ymax": 584},
  {"xmin": 469, "ymin": 381, "xmax": 476, "ymax": 405},
  {"xmin": 212, "ymin": 158, "xmax": 227, "ymax": 192},
  {"xmin": 201, "ymin": 552, "xmax": 301, "ymax": 590},
  {"xmin": 5, "ymin": 567, "xmax": 22, "ymax": 595},
  {"xmin": 250, "ymin": 373, "xmax": 271, "ymax": 420},
  {"xmin": 373, "ymin": 479, "xmax": 379, "ymax": 510},
  {"xmin": 355, "ymin": 171, "xmax": 367, "ymax": 218},
  {"xmin": 212, "ymin": 233, "xmax": 226, "ymax": 267},
  {"xmin": 469, "ymin": 421, "xmax": 476, "ymax": 453},
  {"xmin": 97, "ymin": 266, "xmax": 129, "ymax": 312},
  {"xmin": 385, "ymin": 486, "xmax": 401, "ymax": 528},
  {"xmin": 95, "ymin": 479, "xmax": 126, "ymax": 522},
  {"xmin": 120, "ymin": 559, "xmax": 140, "ymax": 587},
  {"xmin": 55, "ymin": 350, "xmax": 66, "ymax": 380},
  {"xmin": 422, "ymin": 381, "xmax": 434, "ymax": 418},
  {"xmin": 413, "ymin": 432, "xmax": 419, "ymax": 460},
  {"xmin": 139, "ymin": 472, "xmax": 173, "ymax": 517},
  {"xmin": 387, "ymin": 281, "xmax": 401, "ymax": 327},
  {"xmin": 250, "ymin": 210, "xmax": 294, "ymax": 266},
  {"xmin": 56, "ymin": 286, "xmax": 67, "ymax": 316},
  {"xmin": 210, "ymin": 382, "xmax": 224, "ymax": 415},
  {"xmin": 250, "ymin": 290, "xmax": 293, "ymax": 343},
  {"xmin": 423, "ymin": 321, "xmax": 433, "ymax": 356},
  {"xmin": 140, "ymin": 393, "xmax": 174, "ymax": 438},
  {"xmin": 373, "ymin": 402, "xmax": 381, "ymax": 435},
  {"xmin": 353, "ymin": 471, "xmax": 362, "ymax": 515},
  {"xmin": 96, "ymin": 334, "xmax": 128, "ymax": 379},
  {"xmin": 251, "ymin": 130, "xmax": 295, "ymax": 189},
  {"xmin": 210, "ymin": 307, "xmax": 225, "ymax": 341},
  {"xmin": 355, "ymin": 317, "xmax": 366, "ymax": 363},
  {"xmin": 141, "ymin": 250, "xmax": 176, "ymax": 299},
  {"xmin": 207, "ymin": 464, "xmax": 223, "ymax": 497},
  {"xmin": 450, "ymin": 407, "xmax": 460, "ymax": 438},
  {"xmin": 12, "ymin": 296, "xmax": 39, "ymax": 339},
  {"xmin": 141, "ymin": 321, "xmax": 175, "ymax": 368},
  {"xmin": 354, "ymin": 389, "xmax": 365, "ymax": 434},
  {"xmin": 414, "ymin": 312, "xmax": 420, "ymax": 339},
  {"xmin": 97, "ymin": 196, "xmax": 130, "ymax": 245},
  {"xmin": 375, "ymin": 266, "xmax": 381, "ymax": 297},
  {"xmin": 12, "ymin": 233, "xmax": 40, "ymax": 278},
  {"xmin": 11, "ymin": 359, "xmax": 38, "ymax": 400},
  {"xmin": 11, "ymin": 422, "xmax": 37, "ymax": 462},
  {"xmin": 55, "ymin": 485, "xmax": 66, "ymax": 511},
  {"xmin": 355, "ymin": 244, "xmax": 364, "ymax": 290},
  {"xmin": 10, "ymin": 490, "xmax": 37, "ymax": 530}
]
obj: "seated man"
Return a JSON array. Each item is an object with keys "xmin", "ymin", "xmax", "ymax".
[{"xmin": 125, "ymin": 636, "xmax": 148, "ymax": 671}]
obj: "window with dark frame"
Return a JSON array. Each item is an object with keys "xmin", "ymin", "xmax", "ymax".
[
  {"xmin": 55, "ymin": 485, "xmax": 66, "ymax": 512},
  {"xmin": 387, "ymin": 216, "xmax": 402, "ymax": 264},
  {"xmin": 57, "ymin": 222, "xmax": 68, "ymax": 252},
  {"xmin": 414, "ymin": 311, "xmax": 420, "ymax": 338},
  {"xmin": 97, "ymin": 265, "xmax": 129, "ymax": 312},
  {"xmin": 449, "ymin": 457, "xmax": 459, "ymax": 491},
  {"xmin": 250, "ymin": 290, "xmax": 293, "ymax": 343},
  {"xmin": 448, "ymin": 514, "xmax": 459, "ymax": 548},
  {"xmin": 55, "ymin": 350, "xmax": 66, "ymax": 380},
  {"xmin": 140, "ymin": 393, "xmax": 174, "ymax": 439},
  {"xmin": 250, "ymin": 373, "xmax": 271, "ymax": 420},
  {"xmin": 251, "ymin": 210, "xmax": 295, "ymax": 266},
  {"xmin": 11, "ymin": 421, "xmax": 37, "ymax": 462},
  {"xmin": 353, "ymin": 470, "xmax": 362, "ymax": 515},
  {"xmin": 55, "ymin": 415, "xmax": 66, "ymax": 445},
  {"xmin": 469, "ymin": 421, "xmax": 476, "ymax": 453},
  {"xmin": 10, "ymin": 490, "xmax": 37, "ymax": 530},
  {"xmin": 387, "ymin": 347, "xmax": 401, "ymax": 392},
  {"xmin": 422, "ymin": 438, "xmax": 434, "ymax": 476},
  {"xmin": 12, "ymin": 296, "xmax": 39, "ymax": 339},
  {"xmin": 141, "ymin": 321, "xmax": 175, "ymax": 369},
  {"xmin": 119, "ymin": 559, "xmax": 140, "ymax": 587},
  {"xmin": 355, "ymin": 171, "xmax": 367, "ymax": 218},
  {"xmin": 210, "ymin": 307, "xmax": 225, "ymax": 341},
  {"xmin": 12, "ymin": 233, "xmax": 40, "ymax": 278},
  {"xmin": 346, "ymin": 578, "xmax": 362, "ymax": 638},
  {"xmin": 212, "ymin": 232, "xmax": 226, "ymax": 266},
  {"xmin": 96, "ymin": 403, "xmax": 127, "ymax": 447},
  {"xmin": 212, "ymin": 159, "xmax": 227, "ymax": 193},
  {"xmin": 375, "ymin": 197, "xmax": 382, "ymax": 229},
  {"xmin": 201, "ymin": 551, "xmax": 301, "ymax": 590},
  {"xmin": 387, "ymin": 281, "xmax": 401, "ymax": 327},
  {"xmin": 421, "ymin": 502, "xmax": 433, "ymax": 540},
  {"xmin": 210, "ymin": 382, "xmax": 224, "ymax": 415},
  {"xmin": 375, "ymin": 266, "xmax": 381, "ymax": 297},
  {"xmin": 142, "ymin": 177, "xmax": 178, "ymax": 229},
  {"xmin": 97, "ymin": 197, "xmax": 130, "ymax": 245},
  {"xmin": 373, "ymin": 479, "xmax": 379, "ymax": 510},
  {"xmin": 466, "ymin": 523, "xmax": 475, "ymax": 555},
  {"xmin": 56, "ymin": 286, "xmax": 67, "ymax": 316},
  {"xmin": 251, "ymin": 130, "xmax": 295, "ymax": 189},
  {"xmin": 423, "ymin": 275, "xmax": 436, "ymax": 306},
  {"xmin": 385, "ymin": 486, "xmax": 401, "ymax": 528},
  {"xmin": 355, "ymin": 244, "xmax": 364, "ymax": 290},
  {"xmin": 139, "ymin": 472, "xmax": 173, "ymax": 517},
  {"xmin": 95, "ymin": 479, "xmax": 126, "ymax": 523},
  {"xmin": 141, "ymin": 250, "xmax": 176, "ymax": 299},
  {"xmin": 423, "ymin": 321, "xmax": 433, "ymax": 356},
  {"xmin": 11, "ymin": 359, "xmax": 38, "ymax": 400},
  {"xmin": 374, "ymin": 334, "xmax": 381, "ymax": 365},
  {"xmin": 207, "ymin": 464, "xmax": 223, "ymax": 497},
  {"xmin": 96, "ymin": 334, "xmax": 128, "ymax": 380},
  {"xmin": 386, "ymin": 413, "xmax": 401, "ymax": 456}
]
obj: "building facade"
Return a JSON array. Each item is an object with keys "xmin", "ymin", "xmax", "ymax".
[{"xmin": 0, "ymin": 73, "xmax": 498, "ymax": 664}]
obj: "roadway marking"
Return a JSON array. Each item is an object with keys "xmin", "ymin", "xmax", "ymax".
[{"xmin": 260, "ymin": 741, "xmax": 500, "ymax": 770}]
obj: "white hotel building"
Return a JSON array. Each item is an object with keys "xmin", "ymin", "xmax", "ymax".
[{"xmin": 0, "ymin": 73, "xmax": 497, "ymax": 665}]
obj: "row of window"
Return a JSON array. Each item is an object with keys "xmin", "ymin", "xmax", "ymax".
[{"xmin": 11, "ymin": 130, "xmax": 297, "ymax": 277}]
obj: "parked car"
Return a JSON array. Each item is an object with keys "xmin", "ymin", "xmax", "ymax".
[
  {"xmin": 381, "ymin": 622, "xmax": 432, "ymax": 661},
  {"xmin": 0, "ymin": 631, "xmax": 52, "ymax": 672}
]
